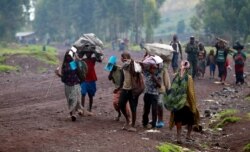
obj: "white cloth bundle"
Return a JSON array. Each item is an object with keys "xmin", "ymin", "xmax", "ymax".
[{"xmin": 144, "ymin": 43, "xmax": 174, "ymax": 62}]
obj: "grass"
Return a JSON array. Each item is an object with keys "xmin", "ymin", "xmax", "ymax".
[
  {"xmin": 215, "ymin": 117, "xmax": 241, "ymax": 128},
  {"xmin": 216, "ymin": 109, "xmax": 238, "ymax": 119},
  {"xmin": 156, "ymin": 142, "xmax": 193, "ymax": 152},
  {"xmin": 0, "ymin": 44, "xmax": 58, "ymax": 72},
  {"xmin": 0, "ymin": 65, "xmax": 17, "ymax": 71},
  {"xmin": 210, "ymin": 109, "xmax": 241, "ymax": 129},
  {"xmin": 243, "ymin": 143, "xmax": 250, "ymax": 152}
]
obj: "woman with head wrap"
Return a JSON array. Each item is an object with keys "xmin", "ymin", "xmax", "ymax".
[{"xmin": 167, "ymin": 60, "xmax": 200, "ymax": 144}]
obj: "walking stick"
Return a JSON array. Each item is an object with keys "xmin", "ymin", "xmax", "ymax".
[{"xmin": 45, "ymin": 75, "xmax": 56, "ymax": 98}]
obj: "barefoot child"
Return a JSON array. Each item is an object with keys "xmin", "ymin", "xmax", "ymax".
[
  {"xmin": 105, "ymin": 56, "xmax": 131, "ymax": 121},
  {"xmin": 80, "ymin": 47, "xmax": 103, "ymax": 115},
  {"xmin": 207, "ymin": 49, "xmax": 216, "ymax": 79}
]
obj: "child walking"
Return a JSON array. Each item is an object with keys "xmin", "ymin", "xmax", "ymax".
[
  {"xmin": 233, "ymin": 42, "xmax": 247, "ymax": 85},
  {"xmin": 207, "ymin": 49, "xmax": 216, "ymax": 79},
  {"xmin": 105, "ymin": 56, "xmax": 131, "ymax": 121},
  {"xmin": 141, "ymin": 55, "xmax": 162, "ymax": 129},
  {"xmin": 156, "ymin": 62, "xmax": 171, "ymax": 128},
  {"xmin": 80, "ymin": 47, "xmax": 103, "ymax": 115}
]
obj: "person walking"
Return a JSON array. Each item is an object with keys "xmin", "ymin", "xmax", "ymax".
[
  {"xmin": 141, "ymin": 55, "xmax": 162, "ymax": 129},
  {"xmin": 80, "ymin": 47, "xmax": 103, "ymax": 115},
  {"xmin": 117, "ymin": 52, "xmax": 141, "ymax": 132},
  {"xmin": 165, "ymin": 60, "xmax": 200, "ymax": 143},
  {"xmin": 197, "ymin": 43, "xmax": 207, "ymax": 79},
  {"xmin": 105, "ymin": 56, "xmax": 131, "ymax": 121},
  {"xmin": 156, "ymin": 62, "xmax": 171, "ymax": 128},
  {"xmin": 233, "ymin": 42, "xmax": 247, "ymax": 85},
  {"xmin": 207, "ymin": 49, "xmax": 216, "ymax": 79},
  {"xmin": 185, "ymin": 36, "xmax": 198, "ymax": 78},
  {"xmin": 170, "ymin": 35, "xmax": 183, "ymax": 74},
  {"xmin": 55, "ymin": 47, "xmax": 84, "ymax": 121},
  {"xmin": 215, "ymin": 39, "xmax": 231, "ymax": 85}
]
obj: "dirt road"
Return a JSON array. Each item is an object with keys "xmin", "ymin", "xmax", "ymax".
[{"xmin": 0, "ymin": 46, "xmax": 249, "ymax": 152}]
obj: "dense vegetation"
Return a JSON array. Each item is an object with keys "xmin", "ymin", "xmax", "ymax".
[
  {"xmin": 0, "ymin": 0, "xmax": 30, "ymax": 41},
  {"xmin": 190, "ymin": 0, "xmax": 250, "ymax": 42},
  {"xmin": 34, "ymin": 0, "xmax": 165, "ymax": 43}
]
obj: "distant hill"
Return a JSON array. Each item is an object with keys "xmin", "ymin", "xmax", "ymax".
[{"xmin": 154, "ymin": 0, "xmax": 199, "ymax": 40}]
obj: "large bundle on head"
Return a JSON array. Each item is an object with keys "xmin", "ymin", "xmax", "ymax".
[
  {"xmin": 144, "ymin": 43, "xmax": 174, "ymax": 63},
  {"xmin": 74, "ymin": 33, "xmax": 103, "ymax": 54}
]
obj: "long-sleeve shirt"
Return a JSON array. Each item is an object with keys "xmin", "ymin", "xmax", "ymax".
[{"xmin": 61, "ymin": 50, "xmax": 80, "ymax": 86}]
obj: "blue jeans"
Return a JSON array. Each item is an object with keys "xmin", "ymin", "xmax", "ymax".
[{"xmin": 172, "ymin": 52, "xmax": 179, "ymax": 71}]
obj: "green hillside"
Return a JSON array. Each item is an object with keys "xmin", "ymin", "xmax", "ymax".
[{"xmin": 155, "ymin": 0, "xmax": 199, "ymax": 37}]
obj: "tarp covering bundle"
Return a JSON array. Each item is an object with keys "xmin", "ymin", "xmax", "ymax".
[{"xmin": 73, "ymin": 33, "xmax": 103, "ymax": 54}]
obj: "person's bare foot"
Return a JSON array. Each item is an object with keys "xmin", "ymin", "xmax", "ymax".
[
  {"xmin": 83, "ymin": 109, "xmax": 94, "ymax": 116},
  {"xmin": 127, "ymin": 126, "xmax": 137, "ymax": 132},
  {"xmin": 122, "ymin": 123, "xmax": 130, "ymax": 130}
]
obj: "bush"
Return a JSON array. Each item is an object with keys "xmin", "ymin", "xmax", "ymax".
[
  {"xmin": 243, "ymin": 143, "xmax": 250, "ymax": 152},
  {"xmin": 156, "ymin": 142, "xmax": 192, "ymax": 152}
]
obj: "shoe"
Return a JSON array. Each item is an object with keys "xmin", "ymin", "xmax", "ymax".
[
  {"xmin": 71, "ymin": 115, "xmax": 76, "ymax": 122},
  {"xmin": 128, "ymin": 127, "xmax": 137, "ymax": 132},
  {"xmin": 156, "ymin": 121, "xmax": 164, "ymax": 128}
]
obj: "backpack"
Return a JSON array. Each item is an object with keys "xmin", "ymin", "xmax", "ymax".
[
  {"xmin": 234, "ymin": 52, "xmax": 245, "ymax": 65},
  {"xmin": 164, "ymin": 73, "xmax": 188, "ymax": 111}
]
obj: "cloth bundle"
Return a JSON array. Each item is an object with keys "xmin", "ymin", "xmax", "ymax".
[{"xmin": 144, "ymin": 43, "xmax": 174, "ymax": 63}]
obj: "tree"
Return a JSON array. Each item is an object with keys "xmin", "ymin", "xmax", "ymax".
[
  {"xmin": 176, "ymin": 20, "xmax": 185, "ymax": 34},
  {"xmin": 191, "ymin": 0, "xmax": 250, "ymax": 42},
  {"xmin": 190, "ymin": 16, "xmax": 202, "ymax": 33},
  {"xmin": 0, "ymin": 0, "xmax": 30, "ymax": 41},
  {"xmin": 33, "ymin": 0, "xmax": 165, "ymax": 43}
]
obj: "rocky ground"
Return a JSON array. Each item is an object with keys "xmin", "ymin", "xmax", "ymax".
[{"xmin": 0, "ymin": 45, "xmax": 249, "ymax": 152}]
